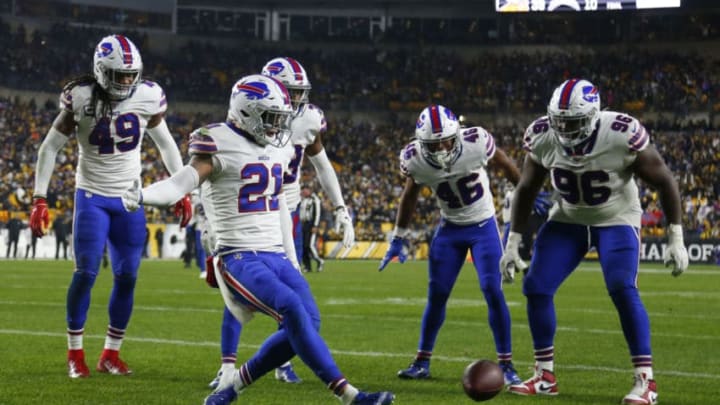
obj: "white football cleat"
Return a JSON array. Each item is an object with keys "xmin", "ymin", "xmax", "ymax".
[
  {"xmin": 508, "ymin": 366, "xmax": 558, "ymax": 396},
  {"xmin": 622, "ymin": 372, "xmax": 658, "ymax": 405}
]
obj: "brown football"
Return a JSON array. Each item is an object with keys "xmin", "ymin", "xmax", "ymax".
[{"xmin": 462, "ymin": 359, "xmax": 505, "ymax": 401}]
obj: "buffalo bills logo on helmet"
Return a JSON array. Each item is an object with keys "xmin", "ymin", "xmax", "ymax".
[
  {"xmin": 265, "ymin": 62, "xmax": 285, "ymax": 76},
  {"xmin": 582, "ymin": 85, "xmax": 599, "ymax": 103},
  {"xmin": 444, "ymin": 107, "xmax": 457, "ymax": 122},
  {"xmin": 234, "ymin": 81, "xmax": 270, "ymax": 100},
  {"xmin": 416, "ymin": 114, "xmax": 426, "ymax": 129},
  {"xmin": 96, "ymin": 42, "xmax": 113, "ymax": 58}
]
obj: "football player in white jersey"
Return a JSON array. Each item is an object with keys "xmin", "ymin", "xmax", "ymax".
[
  {"xmin": 121, "ymin": 74, "xmax": 394, "ymax": 405},
  {"xmin": 29, "ymin": 34, "xmax": 191, "ymax": 379},
  {"xmin": 501, "ymin": 79, "xmax": 688, "ymax": 404},
  {"xmin": 378, "ymin": 104, "xmax": 524, "ymax": 388},
  {"xmin": 262, "ymin": 57, "xmax": 355, "ymax": 255},
  {"xmin": 207, "ymin": 56, "xmax": 355, "ymax": 388}
]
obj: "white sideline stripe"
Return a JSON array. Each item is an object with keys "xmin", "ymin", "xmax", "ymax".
[
  {"xmin": 8, "ymin": 282, "xmax": 720, "ymax": 300},
  {"xmin": 1, "ymin": 328, "xmax": 718, "ymax": 380},
  {"xmin": 579, "ymin": 267, "xmax": 720, "ymax": 275},
  {"xmin": 325, "ymin": 297, "xmax": 522, "ymax": 307},
  {"xmin": 2, "ymin": 300, "xmax": 719, "ymax": 340}
]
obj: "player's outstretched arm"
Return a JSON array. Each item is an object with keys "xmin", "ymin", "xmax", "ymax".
[
  {"xmin": 30, "ymin": 111, "xmax": 74, "ymax": 237},
  {"xmin": 122, "ymin": 154, "xmax": 213, "ymax": 211},
  {"xmin": 379, "ymin": 177, "xmax": 421, "ymax": 271},
  {"xmin": 631, "ymin": 145, "xmax": 688, "ymax": 276}
]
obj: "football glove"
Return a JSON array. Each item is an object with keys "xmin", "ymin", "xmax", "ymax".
[
  {"xmin": 499, "ymin": 231, "xmax": 527, "ymax": 283},
  {"xmin": 200, "ymin": 227, "xmax": 217, "ymax": 255},
  {"xmin": 378, "ymin": 237, "xmax": 408, "ymax": 271},
  {"xmin": 334, "ymin": 206, "xmax": 355, "ymax": 248},
  {"xmin": 532, "ymin": 191, "xmax": 552, "ymax": 217},
  {"xmin": 121, "ymin": 180, "xmax": 142, "ymax": 212},
  {"xmin": 175, "ymin": 194, "xmax": 192, "ymax": 227},
  {"xmin": 205, "ymin": 256, "xmax": 218, "ymax": 288},
  {"xmin": 29, "ymin": 197, "xmax": 50, "ymax": 237},
  {"xmin": 663, "ymin": 224, "xmax": 688, "ymax": 277}
]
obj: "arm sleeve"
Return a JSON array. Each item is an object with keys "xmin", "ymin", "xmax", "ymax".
[
  {"xmin": 278, "ymin": 193, "xmax": 300, "ymax": 269},
  {"xmin": 147, "ymin": 119, "xmax": 183, "ymax": 174},
  {"xmin": 312, "ymin": 195, "xmax": 322, "ymax": 227},
  {"xmin": 33, "ymin": 127, "xmax": 70, "ymax": 198},
  {"xmin": 142, "ymin": 165, "xmax": 200, "ymax": 206},
  {"xmin": 307, "ymin": 148, "xmax": 345, "ymax": 209}
]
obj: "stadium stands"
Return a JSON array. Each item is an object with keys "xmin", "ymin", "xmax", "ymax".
[{"xmin": 0, "ymin": 10, "xmax": 718, "ymax": 251}]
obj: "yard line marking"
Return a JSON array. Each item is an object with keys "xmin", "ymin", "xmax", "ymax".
[
  {"xmin": 557, "ymin": 307, "xmax": 720, "ymax": 321},
  {"xmin": 325, "ymin": 297, "xmax": 522, "ymax": 307},
  {"xmin": 578, "ymin": 267, "xmax": 720, "ymax": 275},
  {"xmin": 0, "ymin": 300, "xmax": 221, "ymax": 313},
  {"xmin": 321, "ymin": 314, "xmax": 720, "ymax": 341},
  {"xmin": 1, "ymin": 328, "xmax": 718, "ymax": 380},
  {"xmin": 2, "ymin": 300, "xmax": 718, "ymax": 340},
  {"xmin": 2, "ymin": 285, "xmax": 215, "ymax": 295}
]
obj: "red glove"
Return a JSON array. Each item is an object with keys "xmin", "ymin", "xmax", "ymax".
[
  {"xmin": 174, "ymin": 194, "xmax": 192, "ymax": 227},
  {"xmin": 205, "ymin": 256, "xmax": 218, "ymax": 288},
  {"xmin": 30, "ymin": 197, "xmax": 50, "ymax": 238}
]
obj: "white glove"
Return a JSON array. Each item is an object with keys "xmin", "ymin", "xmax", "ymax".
[
  {"xmin": 200, "ymin": 226, "xmax": 217, "ymax": 254},
  {"xmin": 122, "ymin": 180, "xmax": 142, "ymax": 212},
  {"xmin": 663, "ymin": 224, "xmax": 688, "ymax": 277},
  {"xmin": 334, "ymin": 206, "xmax": 355, "ymax": 248},
  {"xmin": 499, "ymin": 232, "xmax": 528, "ymax": 283},
  {"xmin": 289, "ymin": 256, "xmax": 301, "ymax": 271}
]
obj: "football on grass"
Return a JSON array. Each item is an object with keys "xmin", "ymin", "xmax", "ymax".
[{"xmin": 462, "ymin": 359, "xmax": 505, "ymax": 401}]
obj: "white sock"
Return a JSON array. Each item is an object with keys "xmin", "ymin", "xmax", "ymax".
[
  {"xmin": 67, "ymin": 329, "xmax": 83, "ymax": 350},
  {"xmin": 104, "ymin": 325, "xmax": 125, "ymax": 351},
  {"xmin": 221, "ymin": 362, "xmax": 235, "ymax": 375},
  {"xmin": 279, "ymin": 361, "xmax": 291, "ymax": 368},
  {"xmin": 232, "ymin": 369, "xmax": 246, "ymax": 392},
  {"xmin": 339, "ymin": 384, "xmax": 359, "ymax": 405},
  {"xmin": 636, "ymin": 366, "xmax": 653, "ymax": 380},
  {"xmin": 536, "ymin": 361, "xmax": 554, "ymax": 373}
]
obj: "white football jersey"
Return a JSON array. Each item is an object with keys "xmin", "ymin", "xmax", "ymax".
[
  {"xmin": 188, "ymin": 122, "xmax": 294, "ymax": 252},
  {"xmin": 400, "ymin": 126, "xmax": 497, "ymax": 225},
  {"xmin": 523, "ymin": 110, "xmax": 650, "ymax": 227},
  {"xmin": 60, "ymin": 80, "xmax": 167, "ymax": 197},
  {"xmin": 282, "ymin": 104, "xmax": 327, "ymax": 210}
]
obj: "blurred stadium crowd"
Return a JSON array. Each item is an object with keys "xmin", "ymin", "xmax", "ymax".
[{"xmin": 1, "ymin": 18, "xmax": 719, "ymax": 245}]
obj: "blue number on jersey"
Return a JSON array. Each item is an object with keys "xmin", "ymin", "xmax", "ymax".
[
  {"xmin": 551, "ymin": 168, "xmax": 611, "ymax": 205},
  {"xmin": 283, "ymin": 145, "xmax": 304, "ymax": 185},
  {"xmin": 88, "ymin": 113, "xmax": 141, "ymax": 154},
  {"xmin": 239, "ymin": 163, "xmax": 283, "ymax": 213},
  {"xmin": 436, "ymin": 173, "xmax": 484, "ymax": 209}
]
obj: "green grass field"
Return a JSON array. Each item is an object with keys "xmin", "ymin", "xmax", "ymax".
[{"xmin": 1, "ymin": 259, "xmax": 718, "ymax": 405}]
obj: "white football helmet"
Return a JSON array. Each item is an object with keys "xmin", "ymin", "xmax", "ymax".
[
  {"xmin": 92, "ymin": 35, "xmax": 143, "ymax": 100},
  {"xmin": 415, "ymin": 105, "xmax": 461, "ymax": 169},
  {"xmin": 261, "ymin": 57, "xmax": 311, "ymax": 114},
  {"xmin": 227, "ymin": 74, "xmax": 294, "ymax": 147},
  {"xmin": 547, "ymin": 78, "xmax": 600, "ymax": 147}
]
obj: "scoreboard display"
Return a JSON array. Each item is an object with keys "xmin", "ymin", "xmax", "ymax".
[{"xmin": 497, "ymin": 0, "xmax": 682, "ymax": 12}]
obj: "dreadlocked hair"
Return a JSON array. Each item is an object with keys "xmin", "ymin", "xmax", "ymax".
[{"xmin": 61, "ymin": 73, "xmax": 114, "ymax": 120}]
